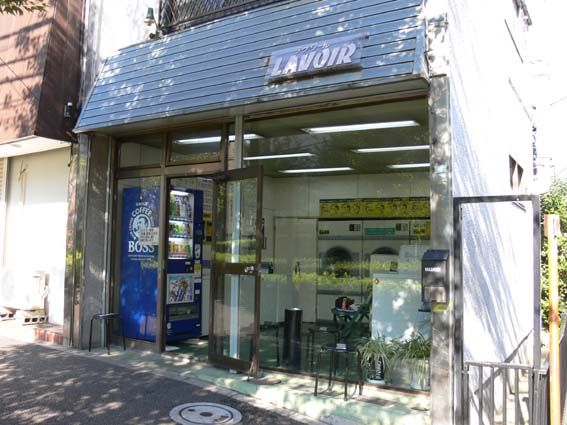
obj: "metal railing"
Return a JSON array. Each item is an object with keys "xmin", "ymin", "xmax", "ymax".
[
  {"xmin": 159, "ymin": 0, "xmax": 286, "ymax": 31},
  {"xmin": 462, "ymin": 361, "xmax": 548, "ymax": 425}
]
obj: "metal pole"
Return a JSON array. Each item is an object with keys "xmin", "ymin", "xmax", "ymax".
[{"xmin": 544, "ymin": 214, "xmax": 562, "ymax": 425}]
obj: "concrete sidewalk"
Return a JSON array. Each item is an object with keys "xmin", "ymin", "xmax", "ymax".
[{"xmin": 0, "ymin": 322, "xmax": 430, "ymax": 425}]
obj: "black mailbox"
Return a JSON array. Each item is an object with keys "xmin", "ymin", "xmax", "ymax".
[{"xmin": 421, "ymin": 249, "xmax": 450, "ymax": 305}]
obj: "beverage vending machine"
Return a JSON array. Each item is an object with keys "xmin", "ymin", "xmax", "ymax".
[{"xmin": 166, "ymin": 188, "xmax": 204, "ymax": 342}]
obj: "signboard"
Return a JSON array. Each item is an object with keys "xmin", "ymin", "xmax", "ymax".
[
  {"xmin": 319, "ymin": 198, "xmax": 430, "ymax": 219},
  {"xmin": 139, "ymin": 227, "xmax": 160, "ymax": 245},
  {"xmin": 267, "ymin": 34, "xmax": 367, "ymax": 82},
  {"xmin": 167, "ymin": 273, "xmax": 195, "ymax": 304},
  {"xmin": 120, "ymin": 187, "xmax": 160, "ymax": 341}
]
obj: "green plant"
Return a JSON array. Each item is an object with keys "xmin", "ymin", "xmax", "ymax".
[
  {"xmin": 394, "ymin": 333, "xmax": 431, "ymax": 389},
  {"xmin": 541, "ymin": 178, "xmax": 567, "ymax": 328},
  {"xmin": 357, "ymin": 336, "xmax": 394, "ymax": 382}
]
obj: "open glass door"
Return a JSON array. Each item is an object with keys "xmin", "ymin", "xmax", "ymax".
[{"xmin": 209, "ymin": 167, "xmax": 262, "ymax": 374}]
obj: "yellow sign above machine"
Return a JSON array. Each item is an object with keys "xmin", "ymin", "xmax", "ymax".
[{"xmin": 319, "ymin": 198, "xmax": 430, "ymax": 219}]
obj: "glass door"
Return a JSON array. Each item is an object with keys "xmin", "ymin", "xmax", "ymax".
[{"xmin": 209, "ymin": 167, "xmax": 263, "ymax": 374}]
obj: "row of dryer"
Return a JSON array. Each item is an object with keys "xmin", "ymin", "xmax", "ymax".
[{"xmin": 317, "ymin": 219, "xmax": 430, "ymax": 278}]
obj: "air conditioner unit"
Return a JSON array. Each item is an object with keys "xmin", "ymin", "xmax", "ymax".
[{"xmin": 0, "ymin": 269, "xmax": 47, "ymax": 311}]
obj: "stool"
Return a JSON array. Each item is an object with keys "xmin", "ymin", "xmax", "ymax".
[
  {"xmin": 88, "ymin": 313, "xmax": 126, "ymax": 355},
  {"xmin": 305, "ymin": 325, "xmax": 340, "ymax": 371},
  {"xmin": 314, "ymin": 343, "xmax": 363, "ymax": 401}
]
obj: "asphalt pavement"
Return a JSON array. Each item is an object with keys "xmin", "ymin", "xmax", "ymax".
[{"xmin": 0, "ymin": 336, "xmax": 305, "ymax": 425}]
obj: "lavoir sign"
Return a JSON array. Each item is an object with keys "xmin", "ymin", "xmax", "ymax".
[{"xmin": 266, "ymin": 34, "xmax": 367, "ymax": 82}]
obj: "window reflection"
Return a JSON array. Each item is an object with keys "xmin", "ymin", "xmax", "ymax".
[
  {"xmin": 119, "ymin": 135, "xmax": 162, "ymax": 168},
  {"xmin": 169, "ymin": 129, "xmax": 221, "ymax": 164}
]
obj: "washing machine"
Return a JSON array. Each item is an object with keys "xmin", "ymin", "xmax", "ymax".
[{"xmin": 317, "ymin": 220, "xmax": 363, "ymax": 321}]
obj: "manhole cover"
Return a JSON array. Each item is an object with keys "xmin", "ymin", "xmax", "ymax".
[{"xmin": 170, "ymin": 402, "xmax": 242, "ymax": 424}]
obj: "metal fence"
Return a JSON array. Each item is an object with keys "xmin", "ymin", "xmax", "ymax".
[
  {"xmin": 463, "ymin": 361, "xmax": 548, "ymax": 425},
  {"xmin": 159, "ymin": 0, "xmax": 285, "ymax": 30},
  {"xmin": 462, "ymin": 314, "xmax": 566, "ymax": 425}
]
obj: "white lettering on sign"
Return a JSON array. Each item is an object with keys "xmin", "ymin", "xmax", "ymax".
[
  {"xmin": 425, "ymin": 266, "xmax": 442, "ymax": 273},
  {"xmin": 267, "ymin": 34, "xmax": 367, "ymax": 82}
]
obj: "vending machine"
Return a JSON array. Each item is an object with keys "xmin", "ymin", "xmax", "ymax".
[{"xmin": 166, "ymin": 188, "xmax": 204, "ymax": 342}]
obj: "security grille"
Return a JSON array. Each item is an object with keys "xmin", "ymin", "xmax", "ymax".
[{"xmin": 160, "ymin": 0, "xmax": 287, "ymax": 31}]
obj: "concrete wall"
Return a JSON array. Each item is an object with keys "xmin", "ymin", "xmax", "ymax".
[
  {"xmin": 448, "ymin": 0, "xmax": 536, "ymax": 366},
  {"xmin": 80, "ymin": 0, "xmax": 159, "ymax": 104},
  {"xmin": 3, "ymin": 148, "xmax": 71, "ymax": 325}
]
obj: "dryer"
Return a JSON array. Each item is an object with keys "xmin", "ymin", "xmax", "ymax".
[
  {"xmin": 362, "ymin": 219, "xmax": 431, "ymax": 277},
  {"xmin": 362, "ymin": 220, "xmax": 410, "ymax": 277},
  {"xmin": 318, "ymin": 220, "xmax": 363, "ymax": 277},
  {"xmin": 317, "ymin": 220, "xmax": 363, "ymax": 321}
]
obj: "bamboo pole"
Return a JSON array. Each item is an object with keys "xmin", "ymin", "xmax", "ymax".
[{"xmin": 544, "ymin": 214, "xmax": 562, "ymax": 425}]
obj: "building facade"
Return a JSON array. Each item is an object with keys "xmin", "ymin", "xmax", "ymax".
[
  {"xmin": 0, "ymin": 0, "xmax": 541, "ymax": 424},
  {"xmin": 0, "ymin": 0, "xmax": 83, "ymax": 326}
]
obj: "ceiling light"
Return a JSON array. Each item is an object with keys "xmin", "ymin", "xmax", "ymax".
[
  {"xmin": 388, "ymin": 163, "xmax": 430, "ymax": 169},
  {"xmin": 176, "ymin": 134, "xmax": 262, "ymax": 144},
  {"xmin": 230, "ymin": 134, "xmax": 263, "ymax": 141},
  {"xmin": 176, "ymin": 136, "xmax": 220, "ymax": 145},
  {"xmin": 303, "ymin": 120, "xmax": 419, "ymax": 134},
  {"xmin": 244, "ymin": 153, "xmax": 314, "ymax": 161},
  {"xmin": 353, "ymin": 145, "xmax": 429, "ymax": 153},
  {"xmin": 280, "ymin": 167, "xmax": 353, "ymax": 174}
]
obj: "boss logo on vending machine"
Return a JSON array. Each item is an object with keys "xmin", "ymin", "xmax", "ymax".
[{"xmin": 128, "ymin": 203, "xmax": 156, "ymax": 255}]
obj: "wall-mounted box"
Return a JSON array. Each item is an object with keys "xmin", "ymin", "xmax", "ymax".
[{"xmin": 421, "ymin": 250, "xmax": 450, "ymax": 304}]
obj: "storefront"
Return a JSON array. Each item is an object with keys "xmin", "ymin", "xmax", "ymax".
[{"xmin": 67, "ymin": 0, "xmax": 448, "ymax": 398}]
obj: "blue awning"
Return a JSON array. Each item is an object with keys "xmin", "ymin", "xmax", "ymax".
[{"xmin": 75, "ymin": 0, "xmax": 427, "ymax": 133}]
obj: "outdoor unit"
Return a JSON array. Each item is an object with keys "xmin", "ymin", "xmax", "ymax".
[{"xmin": 0, "ymin": 269, "xmax": 47, "ymax": 311}]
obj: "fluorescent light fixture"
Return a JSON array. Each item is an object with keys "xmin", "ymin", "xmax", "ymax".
[
  {"xmin": 170, "ymin": 190, "xmax": 188, "ymax": 196},
  {"xmin": 353, "ymin": 145, "xmax": 429, "ymax": 153},
  {"xmin": 176, "ymin": 134, "xmax": 262, "ymax": 144},
  {"xmin": 176, "ymin": 136, "xmax": 219, "ymax": 145},
  {"xmin": 303, "ymin": 120, "xmax": 419, "ymax": 134},
  {"xmin": 230, "ymin": 134, "xmax": 263, "ymax": 141},
  {"xmin": 280, "ymin": 167, "xmax": 353, "ymax": 174},
  {"xmin": 244, "ymin": 153, "xmax": 314, "ymax": 161},
  {"xmin": 388, "ymin": 163, "xmax": 430, "ymax": 169}
]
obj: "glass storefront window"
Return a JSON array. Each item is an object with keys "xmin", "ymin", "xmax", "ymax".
[
  {"xmin": 169, "ymin": 128, "xmax": 221, "ymax": 164},
  {"xmin": 113, "ymin": 177, "xmax": 161, "ymax": 342},
  {"xmin": 240, "ymin": 101, "xmax": 432, "ymax": 387},
  {"xmin": 213, "ymin": 177, "xmax": 258, "ymax": 264},
  {"xmin": 119, "ymin": 134, "xmax": 163, "ymax": 168}
]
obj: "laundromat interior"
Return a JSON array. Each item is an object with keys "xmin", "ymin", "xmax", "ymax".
[{"xmin": 115, "ymin": 98, "xmax": 433, "ymax": 389}]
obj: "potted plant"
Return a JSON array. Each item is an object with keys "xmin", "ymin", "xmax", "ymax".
[
  {"xmin": 357, "ymin": 336, "xmax": 393, "ymax": 384},
  {"xmin": 395, "ymin": 332, "xmax": 431, "ymax": 390}
]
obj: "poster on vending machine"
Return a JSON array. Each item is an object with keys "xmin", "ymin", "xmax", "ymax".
[{"xmin": 167, "ymin": 273, "xmax": 194, "ymax": 304}]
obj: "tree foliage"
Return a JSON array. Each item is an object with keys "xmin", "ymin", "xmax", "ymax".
[
  {"xmin": 0, "ymin": 0, "xmax": 46, "ymax": 15},
  {"xmin": 541, "ymin": 178, "xmax": 567, "ymax": 327}
]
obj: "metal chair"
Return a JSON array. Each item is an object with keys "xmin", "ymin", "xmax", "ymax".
[
  {"xmin": 305, "ymin": 324, "xmax": 340, "ymax": 371},
  {"xmin": 88, "ymin": 313, "xmax": 126, "ymax": 355},
  {"xmin": 314, "ymin": 343, "xmax": 363, "ymax": 401}
]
